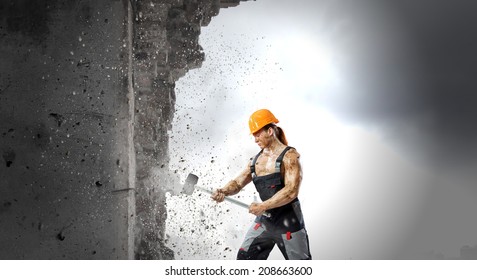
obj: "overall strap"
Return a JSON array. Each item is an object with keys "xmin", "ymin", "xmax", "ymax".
[
  {"xmin": 250, "ymin": 147, "xmax": 294, "ymax": 177},
  {"xmin": 250, "ymin": 149, "xmax": 263, "ymax": 178},
  {"xmin": 275, "ymin": 146, "xmax": 293, "ymax": 173}
]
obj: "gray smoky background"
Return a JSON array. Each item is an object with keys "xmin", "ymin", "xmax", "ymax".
[{"xmin": 164, "ymin": 0, "xmax": 477, "ymax": 259}]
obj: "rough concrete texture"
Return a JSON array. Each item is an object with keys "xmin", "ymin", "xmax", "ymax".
[
  {"xmin": 131, "ymin": 0, "xmax": 225, "ymax": 260},
  {"xmin": 0, "ymin": 0, "xmax": 133, "ymax": 259},
  {"xmin": 0, "ymin": 0, "xmax": 247, "ymax": 259}
]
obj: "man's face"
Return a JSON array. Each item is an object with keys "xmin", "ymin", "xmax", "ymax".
[{"xmin": 253, "ymin": 127, "xmax": 271, "ymax": 149}]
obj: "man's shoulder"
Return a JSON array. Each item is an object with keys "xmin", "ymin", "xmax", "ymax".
[{"xmin": 284, "ymin": 147, "xmax": 300, "ymax": 160}]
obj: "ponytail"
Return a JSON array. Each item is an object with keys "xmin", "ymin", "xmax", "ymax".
[
  {"xmin": 264, "ymin": 124, "xmax": 288, "ymax": 145},
  {"xmin": 276, "ymin": 126, "xmax": 288, "ymax": 146}
]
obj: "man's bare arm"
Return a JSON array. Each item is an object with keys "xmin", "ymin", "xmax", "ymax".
[
  {"xmin": 249, "ymin": 149, "xmax": 302, "ymax": 215},
  {"xmin": 211, "ymin": 163, "xmax": 252, "ymax": 202}
]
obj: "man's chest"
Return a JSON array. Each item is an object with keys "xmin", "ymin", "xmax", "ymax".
[{"xmin": 254, "ymin": 154, "xmax": 281, "ymax": 176}]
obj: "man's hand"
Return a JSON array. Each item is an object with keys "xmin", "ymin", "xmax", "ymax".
[
  {"xmin": 249, "ymin": 202, "xmax": 267, "ymax": 216},
  {"xmin": 211, "ymin": 189, "xmax": 226, "ymax": 203}
]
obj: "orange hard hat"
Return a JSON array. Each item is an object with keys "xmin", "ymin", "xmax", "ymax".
[{"xmin": 248, "ymin": 109, "xmax": 279, "ymax": 134}]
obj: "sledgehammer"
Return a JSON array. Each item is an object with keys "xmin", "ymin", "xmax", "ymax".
[{"xmin": 182, "ymin": 173, "xmax": 271, "ymax": 217}]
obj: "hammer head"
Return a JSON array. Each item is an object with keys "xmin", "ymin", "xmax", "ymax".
[{"xmin": 182, "ymin": 173, "xmax": 199, "ymax": 195}]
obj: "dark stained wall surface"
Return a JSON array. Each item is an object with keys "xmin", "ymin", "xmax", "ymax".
[{"xmin": 0, "ymin": 0, "xmax": 133, "ymax": 259}]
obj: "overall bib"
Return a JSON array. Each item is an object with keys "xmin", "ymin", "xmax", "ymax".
[{"xmin": 237, "ymin": 146, "xmax": 312, "ymax": 260}]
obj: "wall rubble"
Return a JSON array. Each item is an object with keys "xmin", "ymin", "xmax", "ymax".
[{"xmin": 131, "ymin": 0, "xmax": 236, "ymax": 260}]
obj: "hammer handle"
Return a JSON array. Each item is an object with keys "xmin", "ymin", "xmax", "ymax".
[{"xmin": 198, "ymin": 186, "xmax": 271, "ymax": 217}]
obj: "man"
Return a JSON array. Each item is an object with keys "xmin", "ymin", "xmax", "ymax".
[{"xmin": 211, "ymin": 109, "xmax": 311, "ymax": 260}]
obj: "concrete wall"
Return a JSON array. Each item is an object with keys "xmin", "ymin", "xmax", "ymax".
[
  {"xmin": 0, "ymin": 0, "xmax": 134, "ymax": 259},
  {"xmin": 131, "ymin": 0, "xmax": 223, "ymax": 260},
  {"xmin": 0, "ymin": 0, "xmax": 247, "ymax": 259}
]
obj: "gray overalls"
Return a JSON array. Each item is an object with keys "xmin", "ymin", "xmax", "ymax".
[{"xmin": 237, "ymin": 146, "xmax": 312, "ymax": 260}]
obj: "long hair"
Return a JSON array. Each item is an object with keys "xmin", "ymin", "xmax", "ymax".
[{"xmin": 265, "ymin": 124, "xmax": 288, "ymax": 146}]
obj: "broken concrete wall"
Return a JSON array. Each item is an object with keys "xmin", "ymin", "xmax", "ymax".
[
  {"xmin": 0, "ymin": 0, "xmax": 248, "ymax": 259},
  {"xmin": 129, "ymin": 0, "xmax": 248, "ymax": 260},
  {"xmin": 131, "ymin": 0, "xmax": 223, "ymax": 260}
]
